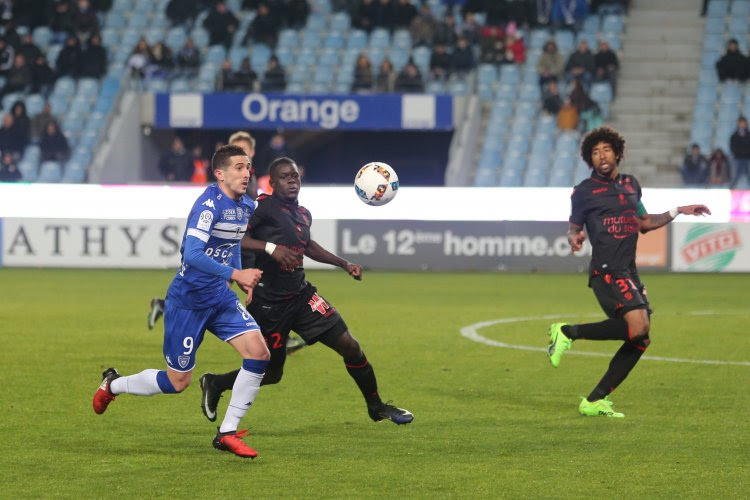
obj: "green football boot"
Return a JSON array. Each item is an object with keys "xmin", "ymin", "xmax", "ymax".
[
  {"xmin": 578, "ymin": 396, "xmax": 624, "ymax": 418},
  {"xmin": 548, "ymin": 322, "xmax": 572, "ymax": 368}
]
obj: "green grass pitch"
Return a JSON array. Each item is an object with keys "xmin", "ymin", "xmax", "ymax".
[{"xmin": 1, "ymin": 269, "xmax": 748, "ymax": 498}]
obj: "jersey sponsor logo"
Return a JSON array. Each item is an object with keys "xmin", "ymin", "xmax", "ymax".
[
  {"xmin": 197, "ymin": 210, "xmax": 213, "ymax": 230},
  {"xmin": 592, "ymin": 187, "xmax": 608, "ymax": 194},
  {"xmin": 602, "ymin": 211, "xmax": 638, "ymax": 239},
  {"xmin": 236, "ymin": 300, "xmax": 251, "ymax": 321},
  {"xmin": 308, "ymin": 293, "xmax": 330, "ymax": 315},
  {"xmin": 204, "ymin": 242, "xmax": 236, "ymax": 265},
  {"xmin": 202, "ymin": 199, "xmax": 215, "ymax": 209},
  {"xmin": 222, "ymin": 209, "xmax": 237, "ymax": 221},
  {"xmin": 680, "ymin": 224, "xmax": 741, "ymax": 270},
  {"xmin": 178, "ymin": 355, "xmax": 190, "ymax": 369}
]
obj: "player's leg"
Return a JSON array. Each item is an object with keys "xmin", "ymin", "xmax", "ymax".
[
  {"xmin": 93, "ymin": 302, "xmax": 207, "ymax": 414},
  {"xmin": 319, "ymin": 329, "xmax": 413, "ymax": 425},
  {"xmin": 147, "ymin": 298, "xmax": 165, "ymax": 330},
  {"xmin": 209, "ymin": 293, "xmax": 270, "ymax": 458}
]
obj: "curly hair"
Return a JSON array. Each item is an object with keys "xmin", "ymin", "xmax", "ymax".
[{"xmin": 580, "ymin": 127, "xmax": 625, "ymax": 168}]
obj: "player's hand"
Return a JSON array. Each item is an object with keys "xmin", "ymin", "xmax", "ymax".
[
  {"xmin": 346, "ymin": 263, "xmax": 363, "ymax": 281},
  {"xmin": 271, "ymin": 244, "xmax": 302, "ymax": 270},
  {"xmin": 679, "ymin": 204, "xmax": 711, "ymax": 216},
  {"xmin": 245, "ymin": 287, "xmax": 253, "ymax": 305},
  {"xmin": 231, "ymin": 268, "xmax": 262, "ymax": 290},
  {"xmin": 568, "ymin": 230, "xmax": 586, "ymax": 253}
]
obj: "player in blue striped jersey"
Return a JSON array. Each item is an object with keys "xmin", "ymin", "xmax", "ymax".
[{"xmin": 93, "ymin": 145, "xmax": 269, "ymax": 459}]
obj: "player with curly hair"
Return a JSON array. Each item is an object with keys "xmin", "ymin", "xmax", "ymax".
[{"xmin": 547, "ymin": 127, "xmax": 711, "ymax": 418}]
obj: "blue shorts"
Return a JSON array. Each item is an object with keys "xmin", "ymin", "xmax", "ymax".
[{"xmin": 163, "ymin": 287, "xmax": 260, "ymax": 372}]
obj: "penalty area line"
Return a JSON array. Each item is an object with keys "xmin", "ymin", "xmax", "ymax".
[{"xmin": 460, "ymin": 313, "xmax": 750, "ymax": 367}]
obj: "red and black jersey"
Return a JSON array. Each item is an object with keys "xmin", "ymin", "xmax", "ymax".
[
  {"xmin": 570, "ymin": 171, "xmax": 647, "ymax": 276},
  {"xmin": 247, "ymin": 193, "xmax": 312, "ymax": 302}
]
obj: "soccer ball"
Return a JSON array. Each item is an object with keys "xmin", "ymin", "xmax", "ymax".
[{"xmin": 354, "ymin": 162, "xmax": 399, "ymax": 206}]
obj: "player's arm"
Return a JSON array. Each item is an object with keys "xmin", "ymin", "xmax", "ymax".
[
  {"xmin": 183, "ymin": 236, "xmax": 261, "ymax": 290},
  {"xmin": 305, "ymin": 239, "xmax": 362, "ymax": 280},
  {"xmin": 241, "ymin": 234, "xmax": 300, "ymax": 269},
  {"xmin": 638, "ymin": 205, "xmax": 711, "ymax": 233},
  {"xmin": 568, "ymin": 187, "xmax": 586, "ymax": 253}
]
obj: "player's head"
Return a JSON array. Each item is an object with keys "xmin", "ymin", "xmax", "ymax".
[
  {"xmin": 268, "ymin": 157, "xmax": 300, "ymax": 202},
  {"xmin": 228, "ymin": 131, "xmax": 256, "ymax": 159},
  {"xmin": 212, "ymin": 144, "xmax": 251, "ymax": 200},
  {"xmin": 581, "ymin": 127, "xmax": 625, "ymax": 178}
]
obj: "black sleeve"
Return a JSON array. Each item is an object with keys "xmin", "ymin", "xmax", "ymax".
[{"xmin": 569, "ymin": 186, "xmax": 587, "ymax": 226}]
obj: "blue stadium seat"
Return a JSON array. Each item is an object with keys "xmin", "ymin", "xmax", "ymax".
[
  {"xmin": 145, "ymin": 27, "xmax": 164, "ymax": 45},
  {"xmin": 78, "ymin": 129, "xmax": 101, "ymax": 149},
  {"xmin": 275, "ymin": 47, "xmax": 294, "ymax": 68},
  {"xmin": 330, "ymin": 12, "xmax": 351, "ymax": 31},
  {"xmin": 319, "ymin": 48, "xmax": 340, "ymax": 67},
  {"xmin": 106, "ymin": 10, "xmax": 127, "ymax": 29},
  {"xmin": 25, "ymin": 94, "xmax": 45, "ymax": 117},
  {"xmin": 277, "ymin": 29, "xmax": 298, "ymax": 49},
  {"xmin": 306, "ymin": 13, "xmax": 327, "ymax": 32},
  {"xmin": 554, "ymin": 30, "xmax": 575, "ymax": 53},
  {"xmin": 170, "ymin": 79, "xmax": 192, "ymax": 93},
  {"xmin": 548, "ymin": 168, "xmax": 572, "ymax": 187},
  {"xmin": 165, "ymin": 27, "xmax": 187, "ymax": 52},
  {"xmin": 190, "ymin": 27, "xmax": 210, "ymax": 49},
  {"xmin": 347, "ymin": 30, "xmax": 368, "ymax": 50},
  {"xmin": 507, "ymin": 134, "xmax": 529, "ymax": 154},
  {"xmin": 477, "ymin": 64, "xmax": 497, "ymax": 85},
  {"xmin": 72, "ymin": 146, "xmax": 93, "ymax": 165},
  {"xmin": 19, "ymin": 160, "xmax": 38, "ymax": 182},
  {"xmin": 46, "ymin": 44, "xmax": 63, "ymax": 66},
  {"xmin": 127, "ymin": 14, "xmax": 149, "ymax": 29},
  {"xmin": 728, "ymin": 17, "xmax": 749, "ymax": 37},
  {"xmin": 601, "ymin": 15, "xmax": 624, "ymax": 33},
  {"xmin": 49, "ymin": 96, "xmax": 69, "ymax": 115},
  {"xmin": 369, "ymin": 28, "xmax": 390, "ymax": 49},
  {"xmin": 32, "ymin": 26, "xmax": 53, "ymax": 49},
  {"xmin": 62, "ymin": 160, "xmax": 88, "ymax": 183},
  {"xmin": 392, "ymin": 29, "xmax": 412, "ymax": 50},
  {"xmin": 730, "ymin": 0, "xmax": 750, "ymax": 16},
  {"xmin": 23, "ymin": 145, "xmax": 41, "ymax": 162},
  {"xmin": 324, "ymin": 32, "xmax": 345, "ymax": 49},
  {"xmin": 523, "ymin": 166, "xmax": 548, "ymax": 187},
  {"xmin": 389, "ymin": 48, "xmax": 410, "ymax": 70},
  {"xmin": 519, "ymin": 83, "xmax": 541, "ymax": 102},
  {"xmin": 590, "ymin": 82, "xmax": 613, "ymax": 104},
  {"xmin": 449, "ymin": 80, "xmax": 469, "ymax": 96},
  {"xmin": 309, "ymin": 82, "xmax": 330, "ymax": 94},
  {"xmin": 37, "ymin": 161, "xmax": 63, "ymax": 183},
  {"xmin": 600, "ymin": 32, "xmax": 621, "ymax": 51},
  {"xmin": 498, "ymin": 166, "xmax": 523, "ymax": 187},
  {"xmin": 206, "ymin": 45, "xmax": 227, "ymax": 65},
  {"xmin": 498, "ymin": 65, "xmax": 520, "ymax": 85},
  {"xmin": 529, "ymin": 29, "xmax": 550, "ymax": 50},
  {"xmin": 473, "ymin": 166, "xmax": 498, "ymax": 187},
  {"xmin": 707, "ymin": 0, "xmax": 728, "ymax": 15},
  {"xmin": 477, "ymin": 82, "xmax": 494, "ymax": 101},
  {"xmin": 582, "ymin": 15, "xmax": 599, "ymax": 34}
]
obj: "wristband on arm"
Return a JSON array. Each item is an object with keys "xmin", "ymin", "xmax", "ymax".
[
  {"xmin": 669, "ymin": 207, "xmax": 679, "ymax": 219},
  {"xmin": 265, "ymin": 242, "xmax": 277, "ymax": 255}
]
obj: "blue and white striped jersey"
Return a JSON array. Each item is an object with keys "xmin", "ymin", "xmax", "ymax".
[{"xmin": 167, "ymin": 184, "xmax": 254, "ymax": 309}]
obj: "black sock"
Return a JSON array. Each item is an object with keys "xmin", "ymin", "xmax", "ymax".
[
  {"xmin": 565, "ymin": 318, "xmax": 629, "ymax": 341},
  {"xmin": 345, "ymin": 354, "xmax": 381, "ymax": 407},
  {"xmin": 587, "ymin": 341, "xmax": 646, "ymax": 401},
  {"xmin": 212, "ymin": 369, "xmax": 240, "ymax": 392}
]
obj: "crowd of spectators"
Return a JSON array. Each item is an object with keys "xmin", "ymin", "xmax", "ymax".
[
  {"xmin": 681, "ymin": 117, "xmax": 750, "ymax": 188},
  {"xmin": 715, "ymin": 38, "xmax": 749, "ymax": 83}
]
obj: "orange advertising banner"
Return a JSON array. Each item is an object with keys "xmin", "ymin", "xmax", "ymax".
[{"xmin": 636, "ymin": 227, "xmax": 668, "ymax": 268}]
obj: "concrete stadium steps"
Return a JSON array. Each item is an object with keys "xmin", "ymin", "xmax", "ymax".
[{"xmin": 607, "ymin": 0, "xmax": 704, "ymax": 187}]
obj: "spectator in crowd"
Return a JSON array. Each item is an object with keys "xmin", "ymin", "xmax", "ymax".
[
  {"xmin": 373, "ymin": 0, "xmax": 395, "ymax": 31},
  {"xmin": 177, "ymin": 37, "xmax": 201, "ymax": 74},
  {"xmin": 3, "ymin": 54, "xmax": 32, "ymax": 95},
  {"xmin": 255, "ymin": 132, "xmax": 296, "ymax": 175},
  {"xmin": 375, "ymin": 57, "xmax": 396, "ymax": 92},
  {"xmin": 452, "ymin": 35, "xmax": 475, "ymax": 75},
  {"xmin": 594, "ymin": 39, "xmax": 619, "ymax": 94},
  {"xmin": 243, "ymin": 2, "xmax": 278, "ymax": 46},
  {"xmin": 232, "ymin": 57, "xmax": 258, "ymax": 90},
  {"xmin": 395, "ymin": 61, "xmax": 424, "ymax": 93},
  {"xmin": 190, "ymin": 144, "xmax": 209, "ymax": 184},
  {"xmin": 543, "ymin": 80, "xmax": 563, "ymax": 115},
  {"xmin": 716, "ymin": 38, "xmax": 748, "ymax": 82},
  {"xmin": 31, "ymin": 102, "xmax": 57, "ymax": 143},
  {"xmin": 459, "ymin": 11, "xmax": 480, "ymax": 46},
  {"xmin": 282, "ymin": 0, "xmax": 310, "ymax": 29},
  {"xmin": 429, "ymin": 43, "xmax": 452, "ymax": 80},
  {"xmin": 550, "ymin": 0, "xmax": 589, "ymax": 30},
  {"xmin": 503, "ymin": 29, "xmax": 526, "ymax": 64},
  {"xmin": 410, "ymin": 3, "xmax": 436, "ymax": 47},
  {"xmin": 0, "ymin": 113, "xmax": 23, "ymax": 157},
  {"xmin": 217, "ymin": 59, "xmax": 234, "ymax": 90},
  {"xmin": 40, "ymin": 121, "xmax": 70, "ymax": 162},
  {"xmin": 18, "ymin": 33, "xmax": 42, "ymax": 64},
  {"xmin": 50, "ymin": 0, "xmax": 76, "ymax": 38},
  {"xmin": 537, "ymin": 40, "xmax": 564, "ymax": 88},
  {"xmin": 73, "ymin": 0, "xmax": 100, "ymax": 39},
  {"xmin": 433, "ymin": 13, "xmax": 457, "ymax": 47},
  {"xmin": 80, "ymin": 33, "xmax": 107, "ymax": 78},
  {"xmin": 0, "ymin": 38, "xmax": 14, "ymax": 75},
  {"xmin": 158, "ymin": 136, "xmax": 192, "ymax": 181},
  {"xmin": 56, "ymin": 34, "xmax": 82, "ymax": 77},
  {"xmin": 166, "ymin": 0, "xmax": 201, "ymax": 26},
  {"xmin": 203, "ymin": 0, "xmax": 239, "ymax": 48},
  {"xmin": 353, "ymin": 0, "xmax": 378, "ymax": 32},
  {"xmin": 0, "ymin": 151, "xmax": 21, "ymax": 182},
  {"xmin": 392, "ymin": 0, "xmax": 417, "ymax": 30},
  {"xmin": 479, "ymin": 26, "xmax": 504, "ymax": 64},
  {"xmin": 31, "ymin": 55, "xmax": 55, "ymax": 94},
  {"xmin": 352, "ymin": 52, "xmax": 374, "ymax": 92},
  {"xmin": 150, "ymin": 41, "xmax": 174, "ymax": 77},
  {"xmin": 128, "ymin": 37, "xmax": 153, "ymax": 79},
  {"xmin": 10, "ymin": 100, "xmax": 31, "ymax": 152},
  {"xmin": 565, "ymin": 39, "xmax": 595, "ymax": 88},
  {"xmin": 707, "ymin": 148, "xmax": 731, "ymax": 185},
  {"xmin": 730, "ymin": 116, "xmax": 750, "ymax": 188},
  {"xmin": 680, "ymin": 143, "xmax": 708, "ymax": 186},
  {"xmin": 261, "ymin": 55, "xmax": 286, "ymax": 92},
  {"xmin": 557, "ymin": 97, "xmax": 578, "ymax": 130}
]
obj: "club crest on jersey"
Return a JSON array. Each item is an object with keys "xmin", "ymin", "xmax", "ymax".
[
  {"xmin": 236, "ymin": 301, "xmax": 251, "ymax": 321},
  {"xmin": 308, "ymin": 293, "xmax": 330, "ymax": 315},
  {"xmin": 178, "ymin": 356, "xmax": 190, "ymax": 369},
  {"xmin": 236, "ymin": 207, "xmax": 244, "ymax": 220}
]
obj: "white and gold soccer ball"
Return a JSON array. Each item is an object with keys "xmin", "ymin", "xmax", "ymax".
[{"xmin": 354, "ymin": 162, "xmax": 399, "ymax": 206}]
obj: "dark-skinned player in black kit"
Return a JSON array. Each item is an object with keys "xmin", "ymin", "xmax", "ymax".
[
  {"xmin": 199, "ymin": 157, "xmax": 413, "ymax": 425},
  {"xmin": 548, "ymin": 127, "xmax": 711, "ymax": 418}
]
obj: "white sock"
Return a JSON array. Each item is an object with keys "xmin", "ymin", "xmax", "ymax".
[
  {"xmin": 110, "ymin": 369, "xmax": 162, "ymax": 396},
  {"xmin": 219, "ymin": 368, "xmax": 264, "ymax": 433}
]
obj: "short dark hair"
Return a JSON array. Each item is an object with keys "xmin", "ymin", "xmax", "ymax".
[
  {"xmin": 268, "ymin": 156, "xmax": 297, "ymax": 179},
  {"xmin": 580, "ymin": 127, "xmax": 625, "ymax": 168},
  {"xmin": 212, "ymin": 144, "xmax": 247, "ymax": 171}
]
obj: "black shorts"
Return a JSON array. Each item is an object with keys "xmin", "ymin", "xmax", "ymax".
[
  {"xmin": 247, "ymin": 283, "xmax": 348, "ymax": 368},
  {"xmin": 590, "ymin": 271, "xmax": 651, "ymax": 319}
]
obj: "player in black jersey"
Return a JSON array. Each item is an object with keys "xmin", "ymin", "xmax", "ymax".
[
  {"xmin": 198, "ymin": 157, "xmax": 413, "ymax": 426},
  {"xmin": 548, "ymin": 127, "xmax": 710, "ymax": 418}
]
